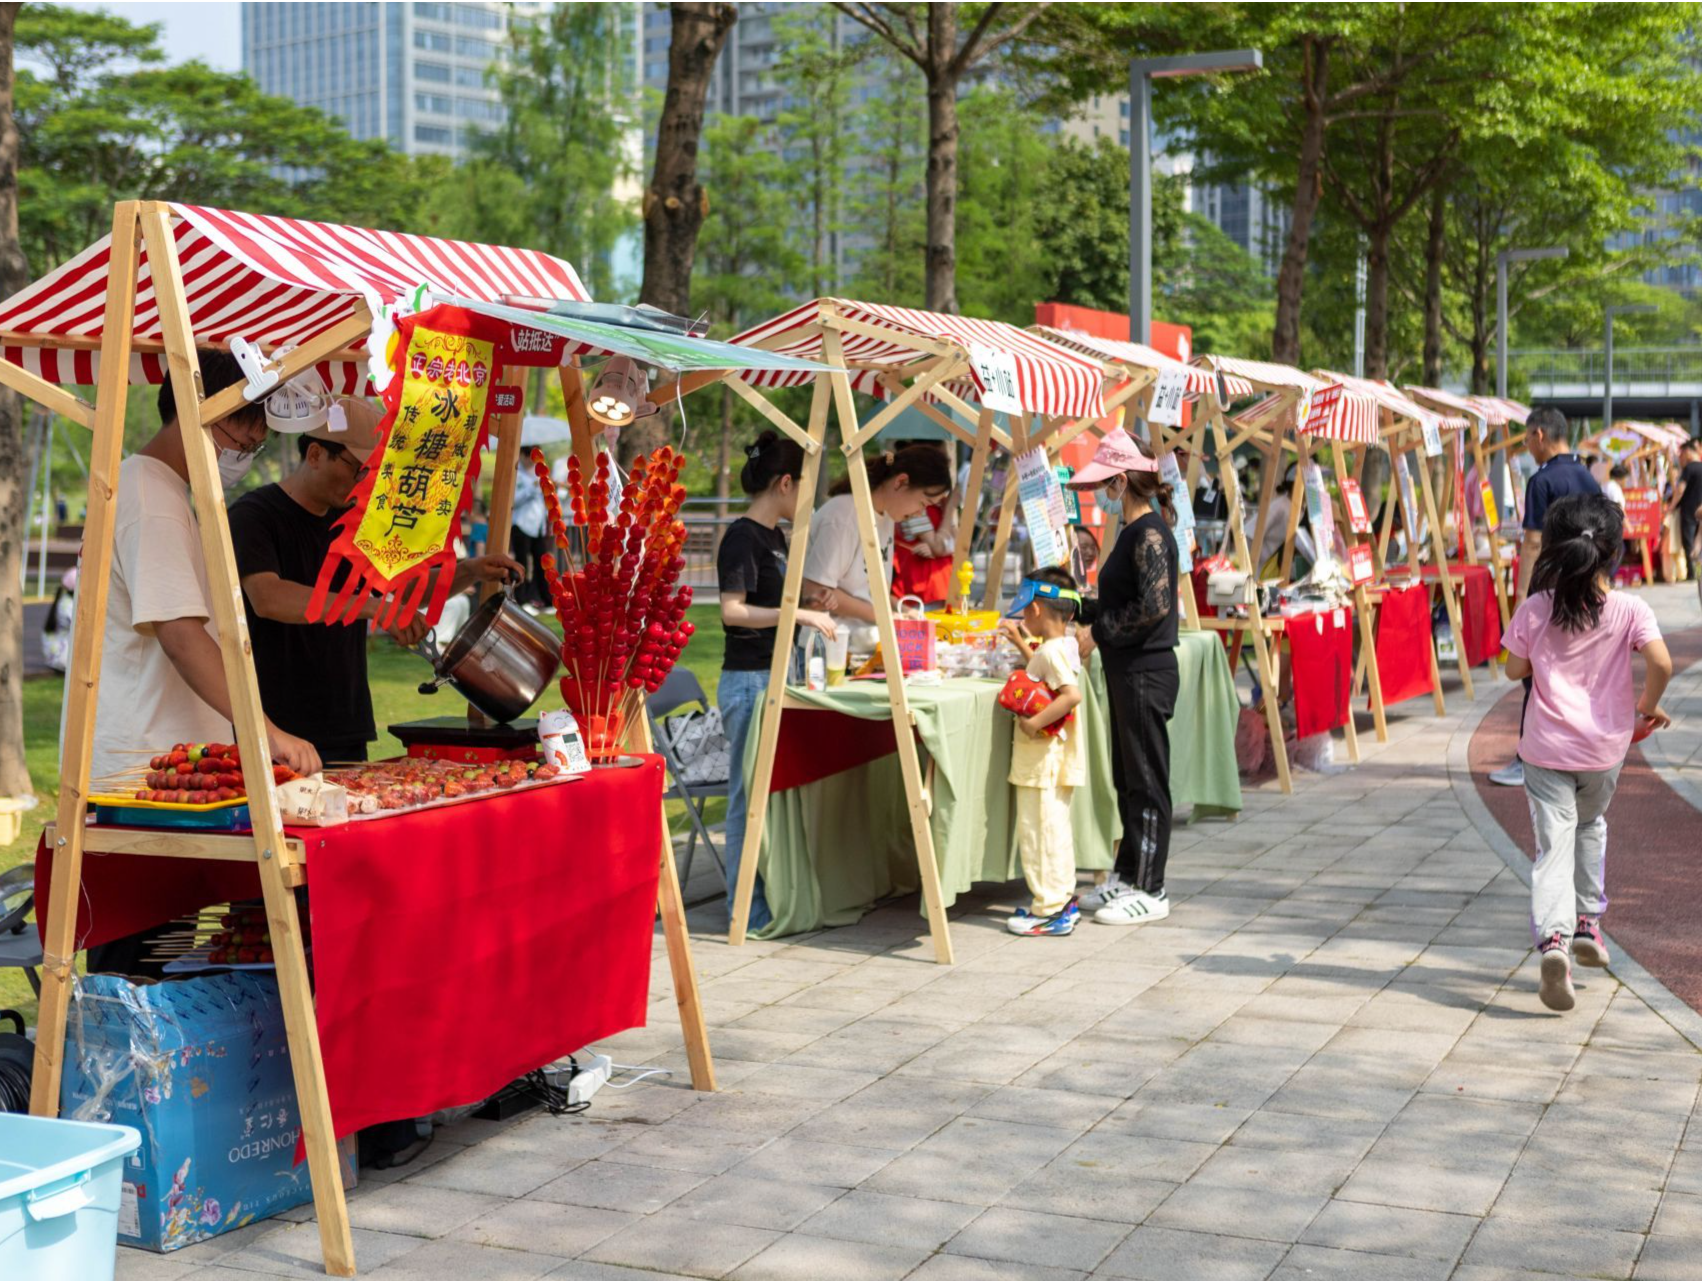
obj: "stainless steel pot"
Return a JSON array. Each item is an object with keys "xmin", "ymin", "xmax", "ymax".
[{"xmin": 415, "ymin": 591, "xmax": 560, "ymax": 723}]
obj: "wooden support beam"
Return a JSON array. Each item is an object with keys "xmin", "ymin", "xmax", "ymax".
[
  {"xmin": 198, "ymin": 309, "xmax": 373, "ymax": 429},
  {"xmin": 724, "ymin": 374, "xmax": 821, "ymax": 455},
  {"xmin": 0, "ymin": 358, "xmax": 94, "ymax": 427},
  {"xmin": 842, "ymin": 355, "xmax": 965, "ymax": 453}
]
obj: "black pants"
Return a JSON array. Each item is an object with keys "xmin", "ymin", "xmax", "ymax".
[
  {"xmin": 511, "ymin": 527, "xmax": 551, "ymax": 605},
  {"xmin": 1682, "ymin": 511, "xmax": 1699, "ymax": 580},
  {"xmin": 1104, "ymin": 660, "xmax": 1179, "ymax": 894}
]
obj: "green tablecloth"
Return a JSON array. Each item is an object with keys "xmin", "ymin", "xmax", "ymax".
[{"xmin": 743, "ymin": 629, "xmax": 1242, "ymax": 938}]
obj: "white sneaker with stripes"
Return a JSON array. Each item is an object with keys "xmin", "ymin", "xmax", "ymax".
[
  {"xmin": 1092, "ymin": 886, "xmax": 1170, "ymax": 926},
  {"xmin": 1077, "ymin": 873, "xmax": 1130, "ymax": 913}
]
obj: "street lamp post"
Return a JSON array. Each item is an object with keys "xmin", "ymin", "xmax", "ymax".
[
  {"xmin": 1604, "ymin": 303, "xmax": 1657, "ymax": 430},
  {"xmin": 1129, "ymin": 49, "xmax": 1262, "ymax": 348},
  {"xmin": 1494, "ymin": 245, "xmax": 1567, "ymax": 502}
]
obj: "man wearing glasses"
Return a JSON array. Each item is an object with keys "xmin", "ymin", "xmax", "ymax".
[
  {"xmin": 229, "ymin": 393, "xmax": 521, "ymax": 765},
  {"xmin": 88, "ymin": 350, "xmax": 324, "ymax": 785}
]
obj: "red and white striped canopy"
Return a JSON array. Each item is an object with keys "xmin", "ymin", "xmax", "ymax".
[
  {"xmin": 731, "ymin": 299, "xmax": 1105, "ymax": 420},
  {"xmin": 1198, "ymin": 354, "xmax": 1329, "ymax": 396},
  {"xmin": 1404, "ymin": 385, "xmax": 1490, "ymax": 428},
  {"xmin": 1028, "ymin": 325, "xmax": 1254, "ymax": 401},
  {"xmin": 1472, "ymin": 396, "xmax": 1530, "ymax": 426},
  {"xmin": 1210, "ymin": 356, "xmax": 1381, "ymax": 445},
  {"xmin": 0, "ymin": 203, "xmax": 588, "ymax": 387},
  {"xmin": 1318, "ymin": 372, "xmax": 1469, "ymax": 436}
]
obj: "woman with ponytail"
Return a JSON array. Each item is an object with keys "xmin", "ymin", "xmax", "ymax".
[
  {"xmin": 1503, "ymin": 493, "xmax": 1671, "ymax": 1011},
  {"xmin": 801, "ymin": 444, "xmax": 952, "ymax": 622},
  {"xmin": 1068, "ymin": 429, "xmax": 1182, "ymax": 926},
  {"xmin": 717, "ymin": 431, "xmax": 837, "ymax": 931}
]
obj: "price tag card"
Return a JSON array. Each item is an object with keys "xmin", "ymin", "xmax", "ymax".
[
  {"xmin": 1420, "ymin": 411, "xmax": 1444, "ymax": 458},
  {"xmin": 1348, "ymin": 542, "xmax": 1374, "ymax": 585},
  {"xmin": 1148, "ymin": 369, "xmax": 1187, "ymax": 427},
  {"xmin": 969, "ymin": 343, "xmax": 1024, "ymax": 414},
  {"xmin": 1340, "ymin": 477, "xmax": 1372, "ymax": 533}
]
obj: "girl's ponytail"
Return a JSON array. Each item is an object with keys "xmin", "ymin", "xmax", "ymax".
[
  {"xmin": 739, "ymin": 429, "xmax": 804, "ymax": 495},
  {"xmin": 1528, "ymin": 493, "xmax": 1623, "ymax": 632}
]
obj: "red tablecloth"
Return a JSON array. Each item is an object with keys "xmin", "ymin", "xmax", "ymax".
[
  {"xmin": 1285, "ymin": 608, "xmax": 1353, "ymax": 738},
  {"xmin": 39, "ymin": 760, "xmax": 664, "ymax": 1139},
  {"xmin": 1373, "ymin": 583, "xmax": 1435, "ymax": 707},
  {"xmin": 1418, "ymin": 563, "xmax": 1501, "ymax": 666},
  {"xmin": 769, "ymin": 706, "xmax": 902, "ymax": 792}
]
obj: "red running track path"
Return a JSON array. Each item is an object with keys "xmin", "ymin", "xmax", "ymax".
[{"xmin": 1469, "ymin": 627, "xmax": 1702, "ymax": 1013}]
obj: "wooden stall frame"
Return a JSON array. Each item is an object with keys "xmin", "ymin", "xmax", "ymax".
[{"xmin": 17, "ymin": 200, "xmax": 803, "ymax": 1275}]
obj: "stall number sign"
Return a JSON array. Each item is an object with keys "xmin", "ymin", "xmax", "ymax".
[
  {"xmin": 1148, "ymin": 369, "xmax": 1188, "ymax": 427},
  {"xmin": 1340, "ymin": 478, "xmax": 1372, "ymax": 533},
  {"xmin": 1302, "ymin": 385, "xmax": 1341, "ymax": 435},
  {"xmin": 969, "ymin": 343, "xmax": 1024, "ymax": 414},
  {"xmin": 1420, "ymin": 411, "xmax": 1444, "ymax": 458},
  {"xmin": 491, "ymin": 385, "xmax": 523, "ymax": 415},
  {"xmin": 1348, "ymin": 542, "xmax": 1374, "ymax": 585}
]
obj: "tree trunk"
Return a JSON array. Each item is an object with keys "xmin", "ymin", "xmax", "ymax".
[
  {"xmin": 0, "ymin": 2, "xmax": 31, "ymax": 799},
  {"xmin": 1272, "ymin": 37, "xmax": 1328, "ymax": 365},
  {"xmin": 922, "ymin": 5, "xmax": 959, "ymax": 314},
  {"xmin": 1468, "ymin": 232, "xmax": 1492, "ymax": 395},
  {"xmin": 1364, "ymin": 222, "xmax": 1391, "ymax": 379},
  {"xmin": 632, "ymin": 1, "xmax": 735, "ymax": 461},
  {"xmin": 1421, "ymin": 186, "xmax": 1446, "ymax": 387},
  {"xmin": 716, "ymin": 385, "xmax": 732, "ymax": 523}
]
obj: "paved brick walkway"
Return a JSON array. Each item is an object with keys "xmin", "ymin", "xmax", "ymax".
[{"xmin": 123, "ymin": 587, "xmax": 1702, "ymax": 1281}]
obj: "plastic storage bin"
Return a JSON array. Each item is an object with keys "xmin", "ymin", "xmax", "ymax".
[{"xmin": 0, "ymin": 1113, "xmax": 140, "ymax": 1281}]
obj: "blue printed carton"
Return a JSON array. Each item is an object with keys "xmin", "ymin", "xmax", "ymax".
[{"xmin": 60, "ymin": 971, "xmax": 312, "ymax": 1252}]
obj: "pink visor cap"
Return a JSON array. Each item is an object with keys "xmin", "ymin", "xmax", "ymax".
[{"xmin": 1067, "ymin": 427, "xmax": 1160, "ymax": 487}]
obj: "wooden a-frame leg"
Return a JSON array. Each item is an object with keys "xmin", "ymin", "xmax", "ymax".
[
  {"xmin": 825, "ymin": 332, "xmax": 953, "ymax": 964},
  {"xmin": 980, "ymin": 438, "xmax": 1022, "ymax": 611},
  {"xmin": 1416, "ymin": 451, "xmax": 1474, "ymax": 698},
  {"xmin": 143, "ymin": 204, "xmax": 354, "ymax": 1275},
  {"xmin": 952, "ymin": 409, "xmax": 994, "ymax": 600},
  {"xmin": 1248, "ymin": 622, "xmax": 1292, "ymax": 793},
  {"xmin": 30, "ymin": 202, "xmax": 142, "ymax": 1118},
  {"xmin": 629, "ymin": 713, "xmax": 715, "ymax": 1090},
  {"xmin": 728, "ymin": 379, "xmax": 830, "ymax": 947}
]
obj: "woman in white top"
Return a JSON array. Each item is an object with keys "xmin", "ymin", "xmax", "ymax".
[{"xmin": 802, "ymin": 444, "xmax": 953, "ymax": 621}]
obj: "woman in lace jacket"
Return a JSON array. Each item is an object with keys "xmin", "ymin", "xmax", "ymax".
[{"xmin": 1069, "ymin": 429, "xmax": 1181, "ymax": 926}]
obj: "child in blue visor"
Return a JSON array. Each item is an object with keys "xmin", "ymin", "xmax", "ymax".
[{"xmin": 999, "ymin": 565, "xmax": 1088, "ymax": 936}]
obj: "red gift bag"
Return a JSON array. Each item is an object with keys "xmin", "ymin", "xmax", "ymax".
[
  {"xmin": 891, "ymin": 594, "xmax": 937, "ymax": 673},
  {"xmin": 999, "ymin": 670, "xmax": 1071, "ymax": 736}
]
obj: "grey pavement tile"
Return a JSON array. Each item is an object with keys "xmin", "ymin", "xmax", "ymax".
[
  {"xmin": 1225, "ymin": 1111, "xmax": 1385, "ymax": 1160},
  {"xmin": 947, "ymin": 1205, "xmax": 1131, "ymax": 1271},
  {"xmin": 1491, "ymin": 1171, "xmax": 1662, "ymax": 1233},
  {"xmin": 1053, "ymin": 1128, "xmax": 1219, "ymax": 1183},
  {"xmin": 450, "ymin": 1200, "xmax": 637, "ymax": 1257},
  {"xmin": 527, "ymin": 1159, "xmax": 707, "ymax": 1214},
  {"xmin": 799, "ymin": 1188, "xmax": 981, "ymax": 1250},
  {"xmin": 966, "ymin": 1084, "xmax": 1121, "ymax": 1131},
  {"xmin": 907, "ymin": 1254, "xmax": 1088, "ymax": 1281},
  {"xmin": 1651, "ymin": 1191, "xmax": 1702, "ymax": 1236},
  {"xmin": 727, "ymin": 1135, "xmax": 903, "ymax": 1188},
  {"xmin": 579, "ymin": 1210, "xmax": 781, "ymax": 1278},
  {"xmin": 706, "ymin": 1061, "xmax": 879, "ymax": 1102},
  {"xmin": 363, "ymin": 1238, "xmax": 568, "ymax": 1280},
  {"xmin": 1635, "ymin": 1233, "xmax": 1702, "ymax": 1281},
  {"xmin": 1207, "ymin": 1016, "xmax": 1341, "ymax": 1053},
  {"xmin": 1098, "ymin": 1100, "xmax": 1254, "ymax": 1145},
  {"xmin": 346, "ymin": 1185, "xmax": 510, "ymax": 1239},
  {"xmin": 1385, "ymin": 1091, "xmax": 1544, "ymax": 1138},
  {"xmin": 1262, "ymin": 1072, "xmax": 1415, "ymax": 1124},
  {"xmin": 1461, "ymin": 1218, "xmax": 1644, "ymax": 1278},
  {"xmin": 666, "ymin": 1173, "xmax": 844, "ymax": 1231},
  {"xmin": 407, "ymin": 1141, "xmax": 592, "ymax": 1199},
  {"xmin": 729, "ymin": 1233, "xmax": 931, "ymax": 1281},
  {"xmin": 1267, "ymin": 1244, "xmax": 1453, "ymax": 1281},
  {"xmin": 114, "ymin": 1254, "xmax": 204, "ymax": 1281},
  {"xmin": 1666, "ymin": 1148, "xmax": 1702, "ymax": 1196},
  {"xmin": 1146, "ymin": 1183, "xmax": 1330, "ymax": 1244},
  {"xmin": 1096, "ymin": 1225, "xmax": 1289, "ymax": 1280},
  {"xmin": 215, "ymin": 1225, "xmax": 423, "ymax": 1276},
  {"xmin": 1419, "ymin": 1059, "xmax": 1566, "ymax": 1104},
  {"xmin": 1187, "ymin": 1145, "xmax": 1360, "ymax": 1197},
  {"xmin": 1298, "ymin": 1200, "xmax": 1476, "ymax": 1262},
  {"xmin": 1335, "ymin": 1151, "xmax": 1514, "ymax": 1218},
  {"xmin": 598, "ymin": 1122, "xmax": 771, "ymax": 1176},
  {"xmin": 999, "ymin": 1160, "xmax": 1176, "ymax": 1224},
  {"xmin": 864, "ymin": 1117, "xmax": 1078, "ymax": 1204}
]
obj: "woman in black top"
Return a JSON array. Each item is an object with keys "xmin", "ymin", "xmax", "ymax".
[
  {"xmin": 716, "ymin": 431, "xmax": 836, "ymax": 931},
  {"xmin": 1074, "ymin": 433, "xmax": 1180, "ymax": 926}
]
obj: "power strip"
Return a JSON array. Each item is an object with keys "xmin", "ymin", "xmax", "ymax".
[{"xmin": 567, "ymin": 1053, "xmax": 613, "ymax": 1106}]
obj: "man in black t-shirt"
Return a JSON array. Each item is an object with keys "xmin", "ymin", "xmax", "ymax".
[
  {"xmin": 229, "ymin": 397, "xmax": 521, "ymax": 763},
  {"xmin": 1667, "ymin": 439, "xmax": 1702, "ymax": 579}
]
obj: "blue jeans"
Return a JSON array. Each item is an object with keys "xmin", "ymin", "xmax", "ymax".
[{"xmin": 718, "ymin": 667, "xmax": 772, "ymax": 931}]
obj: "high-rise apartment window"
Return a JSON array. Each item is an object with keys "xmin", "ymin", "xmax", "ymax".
[
  {"xmin": 414, "ymin": 29, "xmax": 451, "ymax": 52},
  {"xmin": 415, "ymin": 124, "xmax": 453, "ymax": 144},
  {"xmin": 416, "ymin": 92, "xmax": 453, "ymax": 115},
  {"xmin": 455, "ymin": 64, "xmax": 487, "ymax": 87},
  {"xmin": 455, "ymin": 4, "xmax": 503, "ymax": 30},
  {"xmin": 416, "ymin": 61, "xmax": 451, "ymax": 82},
  {"xmin": 455, "ymin": 97, "xmax": 503, "ymax": 121},
  {"xmin": 455, "ymin": 35, "xmax": 498, "ymax": 59},
  {"xmin": 414, "ymin": 3, "xmax": 451, "ymax": 19}
]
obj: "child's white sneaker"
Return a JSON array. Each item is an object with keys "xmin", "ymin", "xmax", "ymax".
[
  {"xmin": 1538, "ymin": 932, "xmax": 1575, "ymax": 1011},
  {"xmin": 1093, "ymin": 886, "xmax": 1170, "ymax": 926},
  {"xmin": 1078, "ymin": 873, "xmax": 1130, "ymax": 912}
]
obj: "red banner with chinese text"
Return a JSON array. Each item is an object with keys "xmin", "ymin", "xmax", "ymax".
[
  {"xmin": 1622, "ymin": 487, "xmax": 1662, "ymax": 542},
  {"xmin": 307, "ymin": 305, "xmax": 504, "ymax": 630}
]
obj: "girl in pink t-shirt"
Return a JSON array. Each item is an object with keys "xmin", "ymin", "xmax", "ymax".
[{"xmin": 1503, "ymin": 494, "xmax": 1671, "ymax": 1012}]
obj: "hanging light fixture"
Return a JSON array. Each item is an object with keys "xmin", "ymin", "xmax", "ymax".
[{"xmin": 586, "ymin": 355, "xmax": 659, "ymax": 429}]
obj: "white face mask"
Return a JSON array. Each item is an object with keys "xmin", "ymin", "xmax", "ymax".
[
  {"xmin": 1096, "ymin": 477, "xmax": 1126, "ymax": 512},
  {"xmin": 217, "ymin": 448, "xmax": 256, "ymax": 488}
]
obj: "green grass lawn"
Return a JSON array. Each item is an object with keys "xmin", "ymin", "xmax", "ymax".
[{"xmin": 0, "ymin": 603, "xmax": 728, "ymax": 1024}]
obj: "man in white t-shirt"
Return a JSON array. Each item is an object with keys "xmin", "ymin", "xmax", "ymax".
[{"xmin": 87, "ymin": 350, "xmax": 322, "ymax": 784}]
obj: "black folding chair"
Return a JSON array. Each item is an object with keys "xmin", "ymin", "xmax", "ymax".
[
  {"xmin": 0, "ymin": 865, "xmax": 41, "ymax": 997},
  {"xmin": 647, "ymin": 668, "xmax": 730, "ymax": 893}
]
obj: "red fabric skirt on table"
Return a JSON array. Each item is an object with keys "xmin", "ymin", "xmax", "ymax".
[
  {"xmin": 1420, "ymin": 564, "xmax": 1501, "ymax": 666},
  {"xmin": 1373, "ymin": 583, "xmax": 1435, "ymax": 707},
  {"xmin": 38, "ymin": 759, "xmax": 665, "ymax": 1139},
  {"xmin": 1285, "ymin": 608, "xmax": 1353, "ymax": 738}
]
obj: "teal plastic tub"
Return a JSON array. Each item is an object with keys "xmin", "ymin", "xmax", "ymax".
[{"xmin": 0, "ymin": 1114, "xmax": 141, "ymax": 1281}]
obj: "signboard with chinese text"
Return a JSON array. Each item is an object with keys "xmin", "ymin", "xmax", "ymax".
[
  {"xmin": 1147, "ymin": 370, "xmax": 1187, "ymax": 427},
  {"xmin": 969, "ymin": 343, "xmax": 1024, "ymax": 414},
  {"xmin": 1622, "ymin": 487, "xmax": 1662, "ymax": 541},
  {"xmin": 1348, "ymin": 543, "xmax": 1374, "ymax": 585},
  {"xmin": 1340, "ymin": 478, "xmax": 1372, "ymax": 533}
]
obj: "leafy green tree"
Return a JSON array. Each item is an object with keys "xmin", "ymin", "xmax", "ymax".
[
  {"xmin": 954, "ymin": 87, "xmax": 1051, "ymax": 320},
  {"xmin": 844, "ymin": 49, "xmax": 926, "ymax": 304},
  {"xmin": 773, "ymin": 7, "xmax": 857, "ymax": 297},
  {"xmin": 0, "ymin": 1, "xmax": 29, "ymax": 801},
  {"xmin": 694, "ymin": 114, "xmax": 804, "ymax": 507}
]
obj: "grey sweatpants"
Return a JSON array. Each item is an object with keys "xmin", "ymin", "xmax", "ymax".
[{"xmin": 1524, "ymin": 761, "xmax": 1621, "ymax": 944}]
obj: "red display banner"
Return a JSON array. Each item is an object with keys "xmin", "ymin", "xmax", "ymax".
[
  {"xmin": 491, "ymin": 384, "xmax": 524, "ymax": 415},
  {"xmin": 1286, "ymin": 607, "xmax": 1352, "ymax": 737},
  {"xmin": 1623, "ymin": 487, "xmax": 1662, "ymax": 541},
  {"xmin": 1340, "ymin": 478, "xmax": 1372, "ymax": 533},
  {"xmin": 307, "ymin": 304, "xmax": 507, "ymax": 630},
  {"xmin": 1372, "ymin": 583, "xmax": 1435, "ymax": 707},
  {"xmin": 1303, "ymin": 385, "xmax": 1342, "ymax": 435}
]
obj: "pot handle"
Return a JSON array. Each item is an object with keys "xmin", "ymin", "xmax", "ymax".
[{"xmin": 413, "ymin": 628, "xmax": 446, "ymax": 695}]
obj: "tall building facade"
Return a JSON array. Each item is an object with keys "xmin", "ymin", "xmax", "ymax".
[{"xmin": 241, "ymin": 2, "xmax": 523, "ymax": 160}]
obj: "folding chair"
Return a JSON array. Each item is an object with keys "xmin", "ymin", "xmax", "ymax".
[
  {"xmin": 647, "ymin": 669, "xmax": 731, "ymax": 893},
  {"xmin": 0, "ymin": 865, "xmax": 41, "ymax": 997}
]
